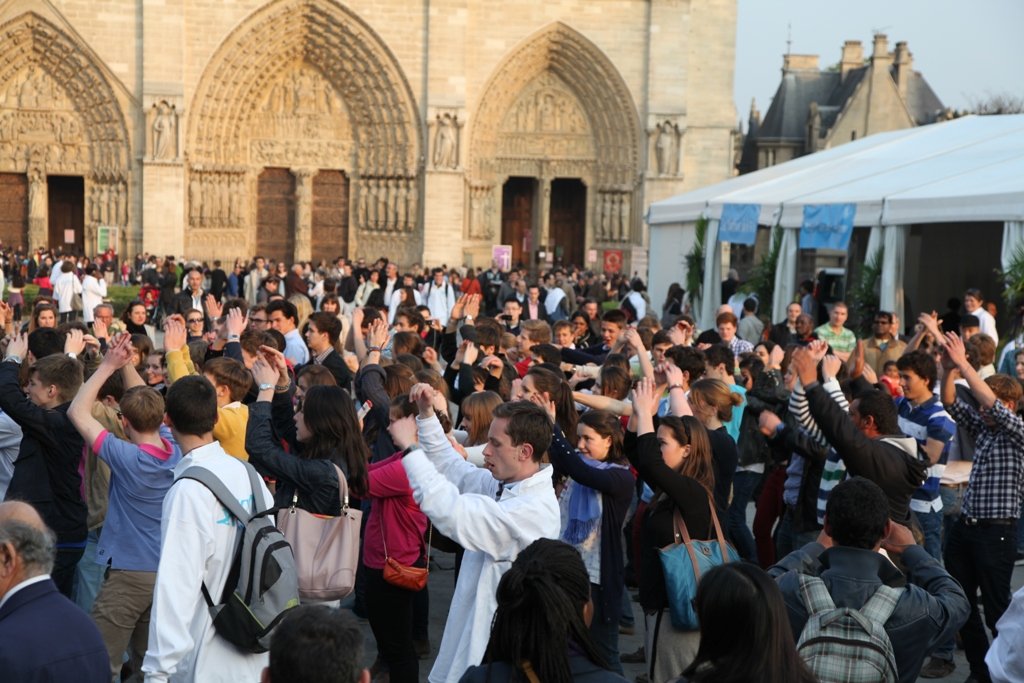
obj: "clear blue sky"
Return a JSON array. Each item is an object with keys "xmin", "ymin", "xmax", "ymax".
[{"xmin": 734, "ymin": 0, "xmax": 1024, "ymax": 129}]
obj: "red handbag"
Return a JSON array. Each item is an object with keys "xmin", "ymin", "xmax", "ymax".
[{"xmin": 381, "ymin": 522, "xmax": 431, "ymax": 591}]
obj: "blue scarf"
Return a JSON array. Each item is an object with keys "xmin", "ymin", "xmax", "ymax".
[{"xmin": 563, "ymin": 457, "xmax": 629, "ymax": 545}]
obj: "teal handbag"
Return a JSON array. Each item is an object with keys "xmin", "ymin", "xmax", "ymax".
[{"xmin": 658, "ymin": 497, "xmax": 739, "ymax": 629}]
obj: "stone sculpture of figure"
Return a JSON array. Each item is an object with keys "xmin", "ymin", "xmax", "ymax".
[
  {"xmin": 377, "ymin": 179, "xmax": 389, "ymax": 231},
  {"xmin": 433, "ymin": 114, "xmax": 457, "ymax": 169},
  {"xmin": 27, "ymin": 168, "xmax": 44, "ymax": 218},
  {"xmin": 618, "ymin": 194, "xmax": 630, "ymax": 242},
  {"xmin": 358, "ymin": 181, "xmax": 370, "ymax": 229},
  {"xmin": 189, "ymin": 176, "xmax": 200, "ymax": 224},
  {"xmin": 405, "ymin": 181, "xmax": 417, "ymax": 233},
  {"xmin": 115, "ymin": 183, "xmax": 126, "ymax": 226},
  {"xmin": 655, "ymin": 121, "xmax": 676, "ymax": 176},
  {"xmin": 153, "ymin": 102, "xmax": 175, "ymax": 160},
  {"xmin": 98, "ymin": 185, "xmax": 109, "ymax": 226}
]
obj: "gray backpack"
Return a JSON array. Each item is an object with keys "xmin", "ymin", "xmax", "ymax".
[
  {"xmin": 179, "ymin": 464, "xmax": 300, "ymax": 653},
  {"xmin": 795, "ymin": 574, "xmax": 901, "ymax": 683}
]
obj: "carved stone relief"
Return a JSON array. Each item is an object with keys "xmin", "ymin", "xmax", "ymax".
[
  {"xmin": 0, "ymin": 66, "xmax": 90, "ymax": 176},
  {"xmin": 594, "ymin": 189, "xmax": 631, "ymax": 243},
  {"xmin": 648, "ymin": 117, "xmax": 684, "ymax": 176},
  {"xmin": 188, "ymin": 167, "xmax": 247, "ymax": 229},
  {"xmin": 467, "ymin": 184, "xmax": 495, "ymax": 241},
  {"xmin": 356, "ymin": 176, "xmax": 417, "ymax": 234},
  {"xmin": 495, "ymin": 72, "xmax": 594, "ymax": 161}
]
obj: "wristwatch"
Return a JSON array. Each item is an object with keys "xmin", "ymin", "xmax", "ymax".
[
  {"xmin": 257, "ymin": 382, "xmax": 274, "ymax": 392},
  {"xmin": 66, "ymin": 352, "xmax": 77, "ymax": 359}
]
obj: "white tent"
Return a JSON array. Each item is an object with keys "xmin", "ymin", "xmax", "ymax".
[{"xmin": 646, "ymin": 115, "xmax": 1024, "ymax": 326}]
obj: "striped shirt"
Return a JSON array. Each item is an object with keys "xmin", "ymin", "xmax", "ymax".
[
  {"xmin": 789, "ymin": 378, "xmax": 849, "ymax": 523},
  {"xmin": 948, "ymin": 398, "xmax": 1024, "ymax": 519},
  {"xmin": 895, "ymin": 396, "xmax": 955, "ymax": 513}
]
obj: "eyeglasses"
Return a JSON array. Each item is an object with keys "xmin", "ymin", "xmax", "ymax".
[
  {"xmin": 250, "ymin": 317, "xmax": 268, "ymax": 324},
  {"xmin": 187, "ymin": 318, "xmax": 204, "ymax": 324}
]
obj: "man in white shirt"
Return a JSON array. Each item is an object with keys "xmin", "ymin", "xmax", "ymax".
[
  {"xmin": 142, "ymin": 376, "xmax": 273, "ymax": 683},
  {"xmin": 393, "ymin": 385, "xmax": 560, "ymax": 683},
  {"xmin": 266, "ymin": 299, "xmax": 309, "ymax": 366},
  {"xmin": 963, "ymin": 288, "xmax": 998, "ymax": 346},
  {"xmin": 422, "ymin": 268, "xmax": 456, "ymax": 326}
]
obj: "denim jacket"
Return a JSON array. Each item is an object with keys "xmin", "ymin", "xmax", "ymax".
[{"xmin": 769, "ymin": 543, "xmax": 969, "ymax": 683}]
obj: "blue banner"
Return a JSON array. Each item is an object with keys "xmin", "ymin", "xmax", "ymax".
[
  {"xmin": 800, "ymin": 204, "xmax": 856, "ymax": 250},
  {"xmin": 717, "ymin": 203, "xmax": 760, "ymax": 245}
]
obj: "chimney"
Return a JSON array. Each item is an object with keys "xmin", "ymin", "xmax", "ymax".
[
  {"xmin": 893, "ymin": 41, "xmax": 912, "ymax": 98},
  {"xmin": 839, "ymin": 40, "xmax": 863, "ymax": 80},
  {"xmin": 783, "ymin": 54, "xmax": 819, "ymax": 71},
  {"xmin": 871, "ymin": 33, "xmax": 891, "ymax": 64}
]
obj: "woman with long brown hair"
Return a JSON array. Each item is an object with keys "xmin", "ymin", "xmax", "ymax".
[
  {"xmin": 687, "ymin": 377, "xmax": 742, "ymax": 516},
  {"xmin": 627, "ymin": 377, "xmax": 717, "ymax": 682}
]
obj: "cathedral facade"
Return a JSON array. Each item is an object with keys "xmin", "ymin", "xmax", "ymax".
[{"xmin": 0, "ymin": 0, "xmax": 737, "ymax": 272}]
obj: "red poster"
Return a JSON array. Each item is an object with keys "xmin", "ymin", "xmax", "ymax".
[{"xmin": 603, "ymin": 249, "xmax": 623, "ymax": 274}]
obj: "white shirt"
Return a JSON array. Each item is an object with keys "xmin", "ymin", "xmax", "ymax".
[
  {"xmin": 969, "ymin": 306, "xmax": 999, "ymax": 346},
  {"xmin": 282, "ymin": 328, "xmax": 309, "ymax": 366},
  {"xmin": 142, "ymin": 441, "xmax": 274, "ymax": 683},
  {"xmin": 82, "ymin": 275, "xmax": 108, "ymax": 324},
  {"xmin": 403, "ymin": 415, "xmax": 560, "ymax": 683}
]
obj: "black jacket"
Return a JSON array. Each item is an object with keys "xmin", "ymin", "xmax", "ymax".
[
  {"xmin": 244, "ymin": 401, "xmax": 346, "ymax": 514},
  {"xmin": 302, "ymin": 349, "xmax": 353, "ymax": 389},
  {"xmin": 461, "ymin": 655, "xmax": 628, "ymax": 683},
  {"xmin": 0, "ymin": 361, "xmax": 87, "ymax": 543},
  {"xmin": 804, "ymin": 381, "xmax": 927, "ymax": 524}
]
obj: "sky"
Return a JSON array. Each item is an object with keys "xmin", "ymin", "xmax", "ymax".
[{"xmin": 733, "ymin": 0, "xmax": 1024, "ymax": 130}]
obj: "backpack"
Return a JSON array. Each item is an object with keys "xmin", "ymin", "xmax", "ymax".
[
  {"xmin": 178, "ymin": 464, "xmax": 300, "ymax": 653},
  {"xmin": 795, "ymin": 574, "xmax": 901, "ymax": 683}
]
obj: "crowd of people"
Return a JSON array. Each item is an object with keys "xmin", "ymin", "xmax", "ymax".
[{"xmin": 0, "ymin": 251, "xmax": 1022, "ymax": 683}]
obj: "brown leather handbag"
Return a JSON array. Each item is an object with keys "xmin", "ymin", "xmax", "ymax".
[
  {"xmin": 276, "ymin": 464, "xmax": 361, "ymax": 601},
  {"xmin": 381, "ymin": 520, "xmax": 431, "ymax": 592}
]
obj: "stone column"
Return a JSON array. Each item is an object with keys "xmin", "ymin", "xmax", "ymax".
[
  {"xmin": 292, "ymin": 168, "xmax": 317, "ymax": 263},
  {"xmin": 27, "ymin": 169, "xmax": 47, "ymax": 250}
]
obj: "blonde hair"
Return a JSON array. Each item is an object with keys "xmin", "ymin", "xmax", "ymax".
[
  {"xmin": 288, "ymin": 294, "xmax": 313, "ymax": 331},
  {"xmin": 689, "ymin": 378, "xmax": 744, "ymax": 422}
]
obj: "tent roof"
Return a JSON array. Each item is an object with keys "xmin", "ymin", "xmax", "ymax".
[{"xmin": 647, "ymin": 115, "xmax": 1024, "ymax": 229}]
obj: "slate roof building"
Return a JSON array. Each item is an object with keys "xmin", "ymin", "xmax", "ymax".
[{"xmin": 738, "ymin": 34, "xmax": 946, "ymax": 174}]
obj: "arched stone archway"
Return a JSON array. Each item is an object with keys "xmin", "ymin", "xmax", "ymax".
[
  {"xmin": 187, "ymin": 0, "xmax": 422, "ymax": 263},
  {"xmin": 468, "ymin": 23, "xmax": 642, "ymax": 267},
  {"xmin": 0, "ymin": 13, "xmax": 130, "ymax": 254}
]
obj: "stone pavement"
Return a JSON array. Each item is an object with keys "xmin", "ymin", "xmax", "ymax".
[{"xmin": 346, "ymin": 550, "xmax": 1024, "ymax": 683}]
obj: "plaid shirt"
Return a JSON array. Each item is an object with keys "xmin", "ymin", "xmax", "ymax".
[{"xmin": 947, "ymin": 398, "xmax": 1024, "ymax": 519}]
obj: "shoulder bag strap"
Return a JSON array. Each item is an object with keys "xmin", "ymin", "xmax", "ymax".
[
  {"xmin": 706, "ymin": 495, "xmax": 732, "ymax": 563},
  {"xmin": 332, "ymin": 464, "xmax": 350, "ymax": 512},
  {"xmin": 671, "ymin": 507, "xmax": 704, "ymax": 583},
  {"xmin": 859, "ymin": 584, "xmax": 901, "ymax": 624},
  {"xmin": 520, "ymin": 661, "xmax": 541, "ymax": 683},
  {"xmin": 797, "ymin": 573, "xmax": 836, "ymax": 616}
]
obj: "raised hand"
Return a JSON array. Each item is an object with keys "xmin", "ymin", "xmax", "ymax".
[
  {"xmin": 758, "ymin": 409, "xmax": 782, "ymax": 436},
  {"xmin": 162, "ymin": 317, "xmax": 187, "ymax": 352},
  {"xmin": 367, "ymin": 318, "xmax": 389, "ymax": 349},
  {"xmin": 409, "ymin": 382, "xmax": 437, "ymax": 417},
  {"xmin": 943, "ymin": 332, "xmax": 968, "ymax": 369},
  {"xmin": 463, "ymin": 340, "xmax": 479, "ymax": 366},
  {"xmin": 204, "ymin": 294, "xmax": 223, "ymax": 321},
  {"xmin": 465, "ymin": 294, "xmax": 481, "ymax": 319},
  {"xmin": 250, "ymin": 357, "xmax": 279, "ymax": 387},
  {"xmin": 92, "ymin": 317, "xmax": 109, "ymax": 342},
  {"xmin": 64, "ymin": 328, "xmax": 86, "ymax": 356},
  {"xmin": 631, "ymin": 376, "xmax": 658, "ymax": 416},
  {"xmin": 450, "ymin": 293, "xmax": 468, "ymax": 321},
  {"xmin": 422, "ymin": 346, "xmax": 439, "ymax": 367},
  {"xmin": 388, "ymin": 414, "xmax": 418, "ymax": 451},
  {"xmin": 808, "ymin": 339, "xmax": 829, "ymax": 362},
  {"xmin": 821, "ymin": 354, "xmax": 842, "ymax": 381},
  {"xmin": 102, "ymin": 333, "xmax": 135, "ymax": 370},
  {"xmin": 5, "ymin": 333, "xmax": 27, "ymax": 361},
  {"xmin": 225, "ymin": 307, "xmax": 246, "ymax": 338},
  {"xmin": 258, "ymin": 344, "xmax": 289, "ymax": 381}
]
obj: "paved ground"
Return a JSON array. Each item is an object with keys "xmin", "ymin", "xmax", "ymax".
[{"xmin": 345, "ymin": 548, "xmax": 1024, "ymax": 683}]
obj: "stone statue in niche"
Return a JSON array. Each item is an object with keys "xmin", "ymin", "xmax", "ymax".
[
  {"xmin": 115, "ymin": 183, "xmax": 126, "ymax": 226},
  {"xmin": 27, "ymin": 168, "xmax": 44, "ymax": 218},
  {"xmin": 152, "ymin": 101, "xmax": 177, "ymax": 160},
  {"xmin": 655, "ymin": 121, "xmax": 678, "ymax": 176},
  {"xmin": 433, "ymin": 113, "xmax": 459, "ymax": 169}
]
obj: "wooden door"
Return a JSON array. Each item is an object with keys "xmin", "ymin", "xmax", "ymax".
[
  {"xmin": 47, "ymin": 176, "xmax": 84, "ymax": 253},
  {"xmin": 0, "ymin": 174, "xmax": 27, "ymax": 250},
  {"xmin": 312, "ymin": 170, "xmax": 349, "ymax": 262},
  {"xmin": 501, "ymin": 177, "xmax": 535, "ymax": 268},
  {"xmin": 256, "ymin": 168, "xmax": 295, "ymax": 264},
  {"xmin": 548, "ymin": 178, "xmax": 586, "ymax": 268}
]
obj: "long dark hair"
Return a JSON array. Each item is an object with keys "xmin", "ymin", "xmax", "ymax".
[
  {"xmin": 526, "ymin": 365, "xmax": 578, "ymax": 438},
  {"xmin": 300, "ymin": 385, "xmax": 369, "ymax": 496},
  {"xmin": 482, "ymin": 539, "xmax": 608, "ymax": 683},
  {"xmin": 578, "ymin": 410, "xmax": 625, "ymax": 464},
  {"xmin": 683, "ymin": 563, "xmax": 818, "ymax": 683}
]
